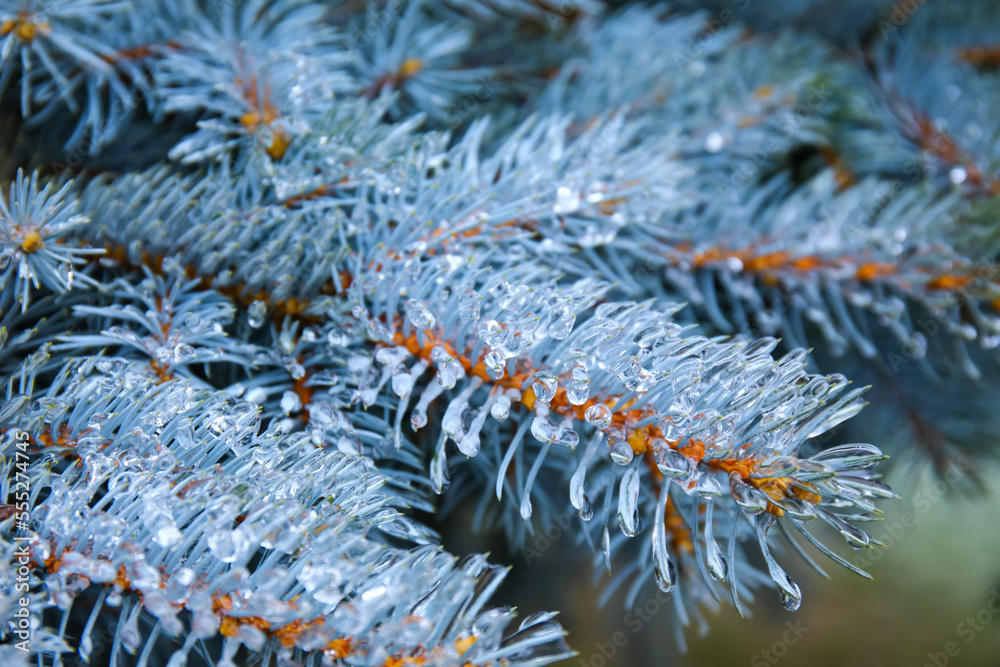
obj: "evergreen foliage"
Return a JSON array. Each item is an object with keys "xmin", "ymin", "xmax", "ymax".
[{"xmin": 1, "ymin": 0, "xmax": 998, "ymax": 664}]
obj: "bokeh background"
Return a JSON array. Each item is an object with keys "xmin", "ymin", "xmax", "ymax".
[{"xmin": 444, "ymin": 460, "xmax": 1000, "ymax": 667}]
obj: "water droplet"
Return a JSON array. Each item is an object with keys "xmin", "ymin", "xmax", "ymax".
[
  {"xmin": 120, "ymin": 609, "xmax": 142, "ymax": 653},
  {"xmin": 531, "ymin": 371, "xmax": 558, "ymax": 403},
  {"xmin": 687, "ymin": 471, "xmax": 724, "ymax": 497},
  {"xmin": 208, "ymin": 529, "xmax": 244, "ymax": 562},
  {"xmin": 554, "ymin": 186, "xmax": 579, "ymax": 214},
  {"xmin": 520, "ymin": 495, "xmax": 532, "ymax": 520},
  {"xmin": 155, "ymin": 524, "xmax": 182, "ymax": 548},
  {"xmin": 176, "ymin": 420, "xmax": 197, "ymax": 449},
  {"xmin": 654, "ymin": 448, "xmax": 692, "ymax": 479},
  {"xmin": 729, "ymin": 473, "xmax": 769, "ymax": 514},
  {"xmin": 411, "ymin": 406, "xmax": 428, "ymax": 430},
  {"xmin": 248, "ymin": 301, "xmax": 267, "ymax": 328},
  {"xmin": 548, "ymin": 311, "xmax": 576, "ymax": 340},
  {"xmin": 530, "ymin": 415, "xmax": 559, "ymax": 443},
  {"xmin": 490, "ymin": 395, "xmax": 510, "ymax": 421},
  {"xmin": 609, "ymin": 441, "xmax": 634, "ymax": 466},
  {"xmin": 297, "ymin": 564, "xmax": 344, "ymax": 604},
  {"xmin": 566, "ymin": 364, "xmax": 589, "ymax": 405},
  {"xmin": 655, "ymin": 555, "xmax": 677, "ymax": 594},
  {"xmin": 780, "ymin": 588, "xmax": 802, "ymax": 611},
  {"xmin": 706, "ymin": 541, "xmax": 728, "ymax": 581},
  {"xmin": 280, "ymin": 391, "xmax": 302, "ymax": 415},
  {"xmin": 173, "ymin": 343, "xmax": 195, "ymax": 363},
  {"xmin": 327, "ymin": 330, "xmax": 349, "ymax": 347},
  {"xmin": 431, "ymin": 346, "xmax": 465, "ymax": 389},
  {"xmin": 617, "ymin": 467, "xmax": 641, "ymax": 537},
  {"xmin": 484, "ymin": 350, "xmax": 506, "ymax": 380},
  {"xmin": 459, "ymin": 290, "xmax": 481, "ymax": 321},
  {"xmin": 392, "ymin": 372, "xmax": 416, "ymax": 398},
  {"xmin": 405, "ymin": 298, "xmax": 436, "ymax": 330},
  {"xmin": 584, "ymin": 403, "xmax": 612, "ymax": 430}
]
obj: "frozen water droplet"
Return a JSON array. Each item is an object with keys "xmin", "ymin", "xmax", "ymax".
[
  {"xmin": 655, "ymin": 448, "xmax": 692, "ymax": 479},
  {"xmin": 558, "ymin": 427, "xmax": 579, "ymax": 448},
  {"xmin": 530, "ymin": 371, "xmax": 558, "ymax": 403},
  {"xmin": 479, "ymin": 320, "xmax": 504, "ymax": 347},
  {"xmin": 442, "ymin": 401, "xmax": 467, "ymax": 442},
  {"xmin": 609, "ymin": 441, "xmax": 634, "ymax": 466},
  {"xmin": 654, "ymin": 555, "xmax": 677, "ymax": 594},
  {"xmin": 405, "ymin": 298, "xmax": 436, "ymax": 330},
  {"xmin": 248, "ymin": 301, "xmax": 267, "ymax": 328},
  {"xmin": 706, "ymin": 541, "xmax": 728, "ymax": 581},
  {"xmin": 687, "ymin": 471, "xmax": 724, "ymax": 497},
  {"xmin": 392, "ymin": 372, "xmax": 416, "ymax": 398},
  {"xmin": 531, "ymin": 415, "xmax": 557, "ymax": 443},
  {"xmin": 120, "ymin": 609, "xmax": 142, "ymax": 653},
  {"xmin": 490, "ymin": 395, "xmax": 510, "ymax": 421},
  {"xmin": 459, "ymin": 290, "xmax": 481, "ymax": 321},
  {"xmin": 246, "ymin": 387, "xmax": 268, "ymax": 405},
  {"xmin": 554, "ymin": 186, "xmax": 579, "ymax": 214},
  {"xmin": 208, "ymin": 529, "xmax": 243, "ymax": 563},
  {"xmin": 80, "ymin": 633, "xmax": 94, "ymax": 660},
  {"xmin": 529, "ymin": 415, "xmax": 578, "ymax": 447},
  {"xmin": 431, "ymin": 346, "xmax": 464, "ymax": 389},
  {"xmin": 617, "ymin": 467, "xmax": 641, "ymax": 537},
  {"xmin": 176, "ymin": 420, "xmax": 197, "ymax": 449},
  {"xmin": 411, "ymin": 406, "xmax": 427, "ymax": 430},
  {"xmin": 729, "ymin": 473, "xmax": 769, "ymax": 514},
  {"xmin": 173, "ymin": 343, "xmax": 195, "ymax": 363},
  {"xmin": 520, "ymin": 494, "xmax": 532, "ymax": 520},
  {"xmin": 566, "ymin": 364, "xmax": 589, "ymax": 405},
  {"xmin": 547, "ymin": 311, "xmax": 576, "ymax": 340},
  {"xmin": 584, "ymin": 403, "xmax": 612, "ymax": 430},
  {"xmin": 338, "ymin": 434, "xmax": 363, "ymax": 456},
  {"xmin": 297, "ymin": 565, "xmax": 344, "ymax": 604},
  {"xmin": 780, "ymin": 588, "xmax": 802, "ymax": 611},
  {"xmin": 483, "ymin": 350, "xmax": 506, "ymax": 380},
  {"xmin": 155, "ymin": 524, "xmax": 182, "ymax": 548},
  {"xmin": 618, "ymin": 359, "xmax": 654, "ymax": 391},
  {"xmin": 280, "ymin": 391, "xmax": 302, "ymax": 415}
]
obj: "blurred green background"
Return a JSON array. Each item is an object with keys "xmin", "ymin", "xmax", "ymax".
[{"xmin": 443, "ymin": 463, "xmax": 1000, "ymax": 667}]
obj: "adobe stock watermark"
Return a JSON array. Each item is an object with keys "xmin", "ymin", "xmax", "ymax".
[
  {"xmin": 540, "ymin": 0, "xmax": 586, "ymax": 30},
  {"xmin": 520, "ymin": 511, "xmax": 574, "ymax": 565},
  {"xmin": 881, "ymin": 254, "xmax": 998, "ymax": 374},
  {"xmin": 923, "ymin": 590, "xmax": 1000, "ymax": 667},
  {"xmin": 443, "ymin": 73, "xmax": 500, "ymax": 130},
  {"xmin": 749, "ymin": 620, "xmax": 810, "ymax": 666},
  {"xmin": 852, "ymin": 462, "xmax": 966, "ymax": 571},
  {"xmin": 715, "ymin": 81, "xmax": 832, "ymax": 195},
  {"xmin": 346, "ymin": 0, "xmax": 404, "ymax": 52},
  {"xmin": 8, "ymin": 428, "xmax": 33, "ymax": 653},
  {"xmin": 876, "ymin": 0, "xmax": 929, "ymax": 41},
  {"xmin": 577, "ymin": 588, "xmax": 676, "ymax": 667},
  {"xmin": 672, "ymin": 0, "xmax": 753, "ymax": 73}
]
